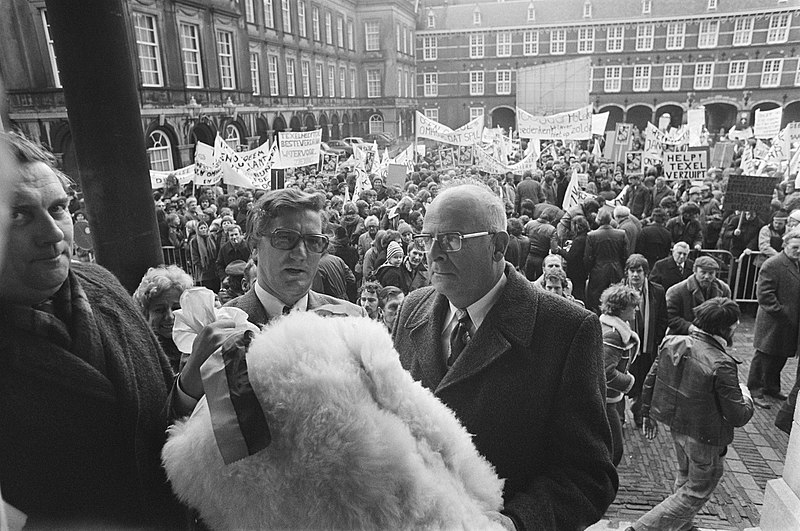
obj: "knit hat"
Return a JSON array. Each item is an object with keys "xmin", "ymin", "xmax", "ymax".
[
  {"xmin": 386, "ymin": 241, "xmax": 404, "ymax": 262},
  {"xmin": 398, "ymin": 222, "xmax": 413, "ymax": 235}
]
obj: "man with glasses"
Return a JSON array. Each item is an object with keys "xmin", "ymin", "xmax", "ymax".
[
  {"xmin": 393, "ymin": 180, "xmax": 617, "ymax": 530},
  {"xmin": 173, "ymin": 188, "xmax": 363, "ymax": 413}
]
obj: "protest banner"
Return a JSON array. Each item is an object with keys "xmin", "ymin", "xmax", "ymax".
[
  {"xmin": 687, "ymin": 108, "xmax": 706, "ymax": 147},
  {"xmin": 194, "ymin": 141, "xmax": 222, "ymax": 186},
  {"xmin": 754, "ymin": 108, "xmax": 782, "ymax": 139},
  {"xmin": 711, "ymin": 142, "xmax": 735, "ymax": 169},
  {"xmin": 150, "ymin": 164, "xmax": 195, "ymax": 190},
  {"xmin": 438, "ymin": 147, "xmax": 456, "ymax": 168},
  {"xmin": 663, "ymin": 147, "xmax": 709, "ymax": 181},
  {"xmin": 386, "ymin": 164, "xmax": 407, "ymax": 189},
  {"xmin": 416, "ymin": 112, "xmax": 483, "ymax": 145},
  {"xmin": 785, "ymin": 122, "xmax": 800, "ymax": 158},
  {"xmin": 610, "ymin": 123, "xmax": 632, "ymax": 164},
  {"xmin": 277, "ymin": 129, "xmax": 322, "ymax": 168},
  {"xmin": 516, "ymin": 105, "xmax": 593, "ymax": 140},
  {"xmin": 592, "ymin": 112, "xmax": 609, "ymax": 135},
  {"xmin": 457, "ymin": 145, "xmax": 474, "ymax": 166},
  {"xmin": 725, "ymin": 174, "xmax": 779, "ymax": 217},
  {"xmin": 562, "ymin": 170, "xmax": 589, "ymax": 211},
  {"xmin": 320, "ymin": 152, "xmax": 340, "ymax": 175},
  {"xmin": 624, "ymin": 151, "xmax": 643, "ymax": 176}
]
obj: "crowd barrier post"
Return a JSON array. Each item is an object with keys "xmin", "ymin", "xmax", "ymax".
[{"xmin": 732, "ymin": 251, "xmax": 764, "ymax": 304}]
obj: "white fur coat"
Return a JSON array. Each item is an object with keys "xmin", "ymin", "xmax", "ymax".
[{"xmin": 162, "ymin": 312, "xmax": 504, "ymax": 530}]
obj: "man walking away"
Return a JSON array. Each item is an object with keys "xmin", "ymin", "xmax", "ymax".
[{"xmin": 629, "ymin": 298, "xmax": 753, "ymax": 531}]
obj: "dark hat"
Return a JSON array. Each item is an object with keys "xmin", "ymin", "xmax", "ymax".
[
  {"xmin": 694, "ymin": 256, "xmax": 720, "ymax": 271},
  {"xmin": 225, "ymin": 260, "xmax": 247, "ymax": 277}
]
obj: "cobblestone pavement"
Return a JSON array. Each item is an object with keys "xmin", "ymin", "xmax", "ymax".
[{"xmin": 594, "ymin": 309, "xmax": 795, "ymax": 530}]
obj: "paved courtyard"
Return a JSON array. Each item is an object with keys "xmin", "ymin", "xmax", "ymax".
[{"xmin": 592, "ymin": 308, "xmax": 795, "ymax": 530}]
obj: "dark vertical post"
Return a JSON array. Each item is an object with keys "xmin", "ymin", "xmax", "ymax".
[{"xmin": 44, "ymin": 0, "xmax": 162, "ymax": 293}]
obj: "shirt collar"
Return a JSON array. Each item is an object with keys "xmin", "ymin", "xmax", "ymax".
[
  {"xmin": 255, "ymin": 282, "xmax": 309, "ymax": 318},
  {"xmin": 444, "ymin": 272, "xmax": 507, "ymax": 333}
]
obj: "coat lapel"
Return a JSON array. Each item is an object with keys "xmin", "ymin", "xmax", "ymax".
[
  {"xmin": 436, "ymin": 266, "xmax": 538, "ymax": 395},
  {"xmin": 780, "ymin": 253, "xmax": 800, "ymax": 282},
  {"xmin": 403, "ymin": 289, "xmax": 449, "ymax": 390}
]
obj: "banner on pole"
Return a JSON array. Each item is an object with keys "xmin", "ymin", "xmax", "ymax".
[
  {"xmin": 416, "ymin": 112, "xmax": 484, "ymax": 145},
  {"xmin": 277, "ymin": 129, "xmax": 322, "ymax": 168},
  {"xmin": 516, "ymin": 104, "xmax": 593, "ymax": 140}
]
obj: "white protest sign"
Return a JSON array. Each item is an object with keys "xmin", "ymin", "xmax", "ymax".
[
  {"xmin": 150, "ymin": 164, "xmax": 195, "ymax": 189},
  {"xmin": 592, "ymin": 112, "xmax": 609, "ymax": 135},
  {"xmin": 663, "ymin": 148, "xmax": 709, "ymax": 181},
  {"xmin": 416, "ymin": 112, "xmax": 484, "ymax": 146},
  {"xmin": 785, "ymin": 122, "xmax": 800, "ymax": 158},
  {"xmin": 194, "ymin": 142, "xmax": 222, "ymax": 185},
  {"xmin": 687, "ymin": 108, "xmax": 705, "ymax": 147},
  {"xmin": 277, "ymin": 129, "xmax": 322, "ymax": 168},
  {"xmin": 754, "ymin": 108, "xmax": 782, "ymax": 139},
  {"xmin": 516, "ymin": 105, "xmax": 593, "ymax": 140}
]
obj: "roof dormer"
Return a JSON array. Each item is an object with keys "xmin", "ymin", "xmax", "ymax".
[
  {"xmin": 583, "ymin": 1, "xmax": 592, "ymax": 18},
  {"xmin": 642, "ymin": 0, "xmax": 652, "ymax": 14},
  {"xmin": 527, "ymin": 2, "xmax": 536, "ymax": 22},
  {"xmin": 473, "ymin": 5, "xmax": 482, "ymax": 26},
  {"xmin": 426, "ymin": 8, "xmax": 435, "ymax": 28}
]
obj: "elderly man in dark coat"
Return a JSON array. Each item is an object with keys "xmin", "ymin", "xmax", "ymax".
[
  {"xmin": 665, "ymin": 256, "xmax": 731, "ymax": 335},
  {"xmin": 748, "ymin": 229, "xmax": 800, "ymax": 410},
  {"xmin": 395, "ymin": 181, "xmax": 617, "ymax": 530},
  {"xmin": 649, "ymin": 241, "xmax": 694, "ymax": 291},
  {"xmin": 584, "ymin": 210, "xmax": 629, "ymax": 312}
]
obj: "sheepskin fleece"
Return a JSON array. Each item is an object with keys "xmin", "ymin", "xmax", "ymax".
[{"xmin": 162, "ymin": 312, "xmax": 504, "ymax": 530}]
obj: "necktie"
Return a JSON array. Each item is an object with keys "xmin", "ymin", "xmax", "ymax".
[
  {"xmin": 448, "ymin": 309, "xmax": 472, "ymax": 367},
  {"xmin": 282, "ymin": 305, "xmax": 292, "ymax": 315}
]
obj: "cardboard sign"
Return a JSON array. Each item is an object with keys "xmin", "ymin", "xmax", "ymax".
[
  {"xmin": 610, "ymin": 123, "xmax": 632, "ymax": 164},
  {"xmin": 711, "ymin": 142, "xmax": 735, "ymax": 169},
  {"xmin": 438, "ymin": 147, "xmax": 455, "ymax": 168},
  {"xmin": 624, "ymin": 151, "xmax": 643, "ymax": 176},
  {"xmin": 457, "ymin": 145, "xmax": 474, "ymax": 166},
  {"xmin": 754, "ymin": 108, "xmax": 782, "ymax": 139},
  {"xmin": 386, "ymin": 163, "xmax": 407, "ymax": 189},
  {"xmin": 725, "ymin": 174, "xmax": 779, "ymax": 215},
  {"xmin": 663, "ymin": 148, "xmax": 709, "ymax": 181}
]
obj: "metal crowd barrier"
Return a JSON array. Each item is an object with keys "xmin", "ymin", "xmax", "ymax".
[
  {"xmin": 161, "ymin": 245, "xmax": 198, "ymax": 283},
  {"xmin": 732, "ymin": 251, "xmax": 764, "ymax": 303}
]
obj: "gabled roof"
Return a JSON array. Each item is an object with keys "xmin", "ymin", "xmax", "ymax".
[{"xmin": 421, "ymin": 0, "xmax": 797, "ymax": 31}]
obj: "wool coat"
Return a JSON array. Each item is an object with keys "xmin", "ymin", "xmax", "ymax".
[
  {"xmin": 225, "ymin": 286, "xmax": 364, "ymax": 326},
  {"xmin": 584, "ymin": 225, "xmax": 629, "ymax": 311},
  {"xmin": 753, "ymin": 252, "xmax": 800, "ymax": 358},
  {"xmin": 392, "ymin": 265, "xmax": 618, "ymax": 530},
  {"xmin": 0, "ymin": 263, "xmax": 179, "ymax": 527},
  {"xmin": 665, "ymin": 275, "xmax": 732, "ymax": 335},
  {"xmin": 649, "ymin": 255, "xmax": 694, "ymax": 291}
]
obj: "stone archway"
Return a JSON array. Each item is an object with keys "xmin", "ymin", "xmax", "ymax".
[
  {"xmin": 490, "ymin": 106, "xmax": 515, "ymax": 133},
  {"xmin": 655, "ymin": 104, "xmax": 684, "ymax": 129},
  {"xmin": 319, "ymin": 113, "xmax": 330, "ymax": 141},
  {"xmin": 626, "ymin": 105, "xmax": 653, "ymax": 131},
  {"xmin": 783, "ymin": 101, "xmax": 800, "ymax": 128},
  {"xmin": 749, "ymin": 101, "xmax": 780, "ymax": 126},
  {"xmin": 599, "ymin": 105, "xmax": 624, "ymax": 133},
  {"xmin": 329, "ymin": 113, "xmax": 339, "ymax": 140},
  {"xmin": 704, "ymin": 103, "xmax": 738, "ymax": 137},
  {"xmin": 290, "ymin": 115, "xmax": 302, "ymax": 132},
  {"xmin": 341, "ymin": 113, "xmax": 351, "ymax": 138},
  {"xmin": 304, "ymin": 113, "xmax": 316, "ymax": 132}
]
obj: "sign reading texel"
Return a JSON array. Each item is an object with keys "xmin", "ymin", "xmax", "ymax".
[{"xmin": 663, "ymin": 148, "xmax": 709, "ymax": 181}]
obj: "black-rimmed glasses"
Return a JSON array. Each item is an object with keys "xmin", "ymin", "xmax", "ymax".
[
  {"xmin": 270, "ymin": 228, "xmax": 329, "ymax": 253},
  {"xmin": 412, "ymin": 231, "xmax": 495, "ymax": 252}
]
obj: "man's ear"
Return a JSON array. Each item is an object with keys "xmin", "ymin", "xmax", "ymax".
[{"xmin": 493, "ymin": 231, "xmax": 510, "ymax": 260}]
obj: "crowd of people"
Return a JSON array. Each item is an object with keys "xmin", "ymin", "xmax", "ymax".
[{"xmin": 2, "ymin": 123, "xmax": 800, "ymax": 530}]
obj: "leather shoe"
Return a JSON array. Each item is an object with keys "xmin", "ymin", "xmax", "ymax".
[
  {"xmin": 765, "ymin": 391, "xmax": 788, "ymax": 400},
  {"xmin": 753, "ymin": 396, "xmax": 771, "ymax": 409}
]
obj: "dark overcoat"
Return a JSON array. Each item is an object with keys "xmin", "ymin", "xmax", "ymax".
[
  {"xmin": 665, "ymin": 275, "xmax": 731, "ymax": 335},
  {"xmin": 392, "ymin": 265, "xmax": 618, "ymax": 530},
  {"xmin": 754, "ymin": 252, "xmax": 800, "ymax": 358},
  {"xmin": 584, "ymin": 225, "xmax": 629, "ymax": 311},
  {"xmin": 649, "ymin": 255, "xmax": 694, "ymax": 291}
]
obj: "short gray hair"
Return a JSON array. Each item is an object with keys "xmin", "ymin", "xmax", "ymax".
[
  {"xmin": 438, "ymin": 178, "xmax": 507, "ymax": 232},
  {"xmin": 1, "ymin": 131, "xmax": 73, "ymax": 190},
  {"xmin": 783, "ymin": 228, "xmax": 800, "ymax": 244}
]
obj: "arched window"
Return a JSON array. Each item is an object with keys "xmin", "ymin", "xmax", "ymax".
[
  {"xmin": 224, "ymin": 123, "xmax": 241, "ymax": 150},
  {"xmin": 147, "ymin": 130, "xmax": 173, "ymax": 171},
  {"xmin": 368, "ymin": 114, "xmax": 384, "ymax": 134}
]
